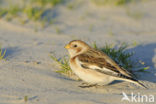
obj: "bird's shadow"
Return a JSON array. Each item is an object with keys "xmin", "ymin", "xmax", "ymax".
[
  {"xmin": 127, "ymin": 43, "xmax": 156, "ymax": 83},
  {"xmin": 108, "ymin": 43, "xmax": 156, "ymax": 85}
]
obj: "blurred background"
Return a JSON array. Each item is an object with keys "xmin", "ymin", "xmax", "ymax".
[{"xmin": 0, "ymin": 0, "xmax": 155, "ymax": 43}]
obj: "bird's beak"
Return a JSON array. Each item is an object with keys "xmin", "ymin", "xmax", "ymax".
[{"xmin": 65, "ymin": 44, "xmax": 70, "ymax": 49}]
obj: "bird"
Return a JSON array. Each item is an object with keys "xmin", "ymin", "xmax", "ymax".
[{"xmin": 65, "ymin": 40, "xmax": 147, "ymax": 89}]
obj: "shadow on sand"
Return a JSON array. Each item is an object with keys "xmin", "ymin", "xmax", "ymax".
[
  {"xmin": 108, "ymin": 43, "xmax": 156, "ymax": 86},
  {"xmin": 3, "ymin": 47, "xmax": 20, "ymax": 60},
  {"xmin": 127, "ymin": 43, "xmax": 156, "ymax": 83}
]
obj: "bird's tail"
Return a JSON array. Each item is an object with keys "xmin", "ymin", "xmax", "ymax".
[
  {"xmin": 124, "ymin": 78, "xmax": 148, "ymax": 89},
  {"xmin": 132, "ymin": 80, "xmax": 147, "ymax": 89},
  {"xmin": 117, "ymin": 74, "xmax": 148, "ymax": 89}
]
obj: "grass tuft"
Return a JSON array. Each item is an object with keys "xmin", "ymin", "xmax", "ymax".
[
  {"xmin": 0, "ymin": 47, "xmax": 6, "ymax": 60},
  {"xmin": 126, "ymin": 9, "xmax": 144, "ymax": 20},
  {"xmin": 99, "ymin": 43, "xmax": 133, "ymax": 70},
  {"xmin": 24, "ymin": 6, "xmax": 44, "ymax": 21},
  {"xmin": 91, "ymin": 0, "xmax": 134, "ymax": 6},
  {"xmin": 51, "ymin": 55, "xmax": 72, "ymax": 75},
  {"xmin": 51, "ymin": 43, "xmax": 149, "ymax": 79},
  {"xmin": 31, "ymin": 0, "xmax": 62, "ymax": 6},
  {"xmin": 0, "ymin": 0, "xmax": 63, "ymax": 27},
  {"xmin": 24, "ymin": 96, "xmax": 28, "ymax": 102},
  {"xmin": 0, "ymin": 8, "xmax": 7, "ymax": 17}
]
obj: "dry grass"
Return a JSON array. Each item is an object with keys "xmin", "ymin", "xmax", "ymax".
[
  {"xmin": 0, "ymin": 46, "xmax": 6, "ymax": 60},
  {"xmin": 0, "ymin": 0, "xmax": 63, "ymax": 27}
]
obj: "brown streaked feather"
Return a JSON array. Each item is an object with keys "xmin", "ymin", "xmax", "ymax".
[
  {"xmin": 78, "ymin": 53, "xmax": 119, "ymax": 73},
  {"xmin": 77, "ymin": 49, "xmax": 133, "ymax": 77},
  {"xmin": 76, "ymin": 47, "xmax": 82, "ymax": 53},
  {"xmin": 70, "ymin": 56, "xmax": 77, "ymax": 65},
  {"xmin": 69, "ymin": 40, "xmax": 90, "ymax": 49}
]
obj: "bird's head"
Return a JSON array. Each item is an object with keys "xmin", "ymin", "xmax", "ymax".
[{"xmin": 65, "ymin": 40, "xmax": 90, "ymax": 58}]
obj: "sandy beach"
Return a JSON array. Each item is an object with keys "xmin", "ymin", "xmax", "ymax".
[{"xmin": 0, "ymin": 0, "xmax": 156, "ymax": 104}]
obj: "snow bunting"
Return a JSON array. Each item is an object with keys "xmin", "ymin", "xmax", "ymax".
[{"xmin": 65, "ymin": 40, "xmax": 147, "ymax": 88}]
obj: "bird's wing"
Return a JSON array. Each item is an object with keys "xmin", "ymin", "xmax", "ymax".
[
  {"xmin": 75, "ymin": 49, "xmax": 147, "ymax": 89},
  {"xmin": 77, "ymin": 50, "xmax": 133, "ymax": 78}
]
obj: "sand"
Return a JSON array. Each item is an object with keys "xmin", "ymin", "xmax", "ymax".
[{"xmin": 0, "ymin": 0, "xmax": 156, "ymax": 104}]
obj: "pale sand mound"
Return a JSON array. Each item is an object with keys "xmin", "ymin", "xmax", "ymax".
[{"xmin": 0, "ymin": 0, "xmax": 156, "ymax": 104}]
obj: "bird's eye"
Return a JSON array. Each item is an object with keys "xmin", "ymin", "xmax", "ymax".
[{"xmin": 73, "ymin": 44, "xmax": 77, "ymax": 47}]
